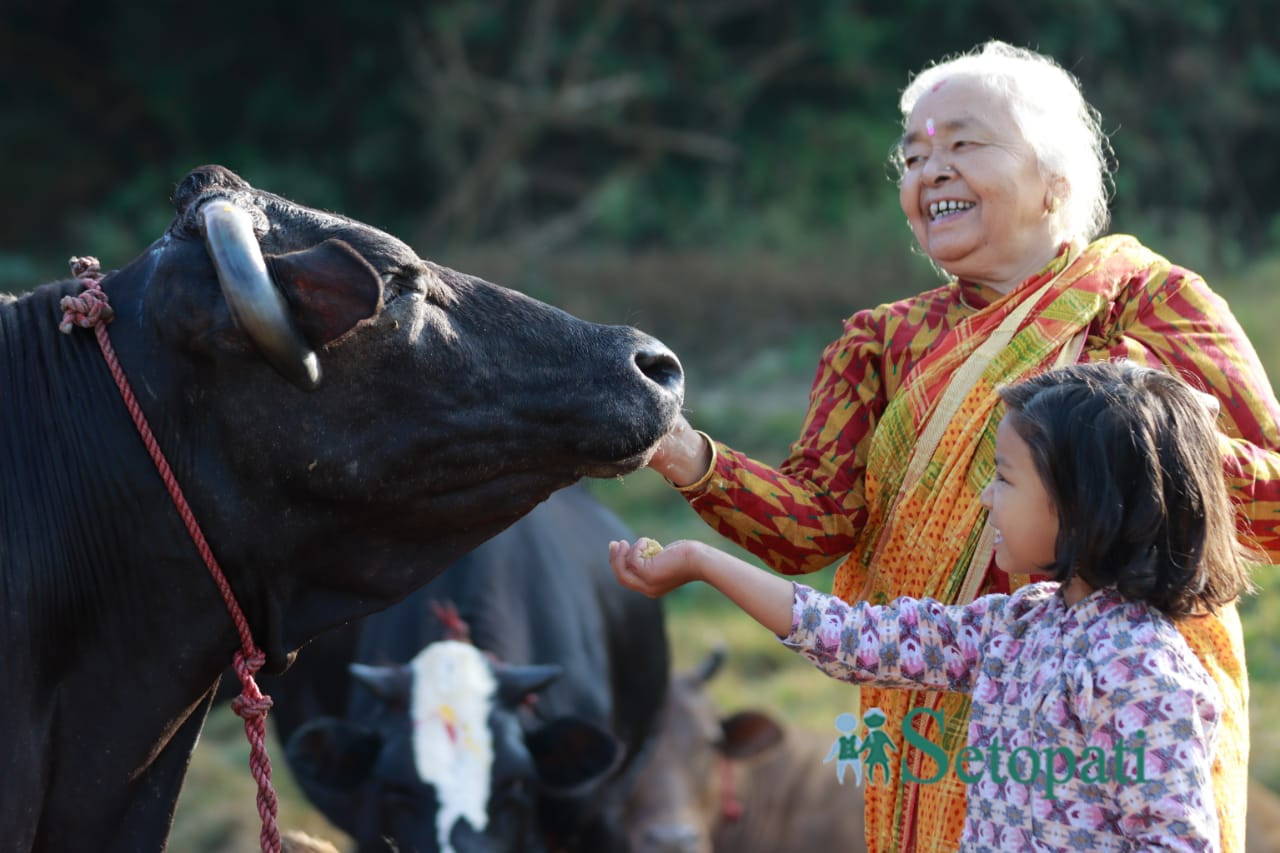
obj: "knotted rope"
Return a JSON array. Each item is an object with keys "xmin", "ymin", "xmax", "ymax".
[{"xmin": 59, "ymin": 257, "xmax": 280, "ymax": 853}]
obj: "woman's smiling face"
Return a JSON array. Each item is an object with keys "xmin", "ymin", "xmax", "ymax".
[{"xmin": 898, "ymin": 76, "xmax": 1059, "ymax": 291}]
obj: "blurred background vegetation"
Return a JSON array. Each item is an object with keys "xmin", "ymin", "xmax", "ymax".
[{"xmin": 5, "ymin": 1, "xmax": 1279, "ymax": 849}]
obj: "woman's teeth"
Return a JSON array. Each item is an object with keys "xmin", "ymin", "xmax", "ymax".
[{"xmin": 929, "ymin": 200, "xmax": 975, "ymax": 221}]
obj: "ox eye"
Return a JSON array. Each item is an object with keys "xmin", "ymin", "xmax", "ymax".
[
  {"xmin": 384, "ymin": 273, "xmax": 422, "ymax": 297},
  {"xmin": 380, "ymin": 783, "xmax": 419, "ymax": 813}
]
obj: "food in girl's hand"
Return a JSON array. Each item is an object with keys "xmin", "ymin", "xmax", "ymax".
[{"xmin": 639, "ymin": 539, "xmax": 664, "ymax": 559}]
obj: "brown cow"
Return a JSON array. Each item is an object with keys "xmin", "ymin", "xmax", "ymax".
[{"xmin": 624, "ymin": 649, "xmax": 867, "ymax": 853}]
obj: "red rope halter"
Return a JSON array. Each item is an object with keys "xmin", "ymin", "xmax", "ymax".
[{"xmin": 59, "ymin": 257, "xmax": 280, "ymax": 853}]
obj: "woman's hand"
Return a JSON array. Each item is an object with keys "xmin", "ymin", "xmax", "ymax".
[
  {"xmin": 609, "ymin": 538, "xmax": 704, "ymax": 598},
  {"xmin": 646, "ymin": 416, "xmax": 712, "ymax": 487}
]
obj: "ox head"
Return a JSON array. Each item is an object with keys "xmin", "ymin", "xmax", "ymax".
[
  {"xmin": 623, "ymin": 649, "xmax": 784, "ymax": 853},
  {"xmin": 285, "ymin": 641, "xmax": 619, "ymax": 853},
  {"xmin": 99, "ymin": 165, "xmax": 683, "ymax": 661}
]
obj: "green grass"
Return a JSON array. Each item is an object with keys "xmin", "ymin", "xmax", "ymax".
[{"xmin": 1241, "ymin": 565, "xmax": 1280, "ymax": 792}]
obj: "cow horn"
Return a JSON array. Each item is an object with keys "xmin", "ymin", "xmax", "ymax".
[
  {"xmin": 200, "ymin": 201, "xmax": 321, "ymax": 390},
  {"xmin": 493, "ymin": 662, "xmax": 564, "ymax": 706},
  {"xmin": 348, "ymin": 662, "xmax": 413, "ymax": 704}
]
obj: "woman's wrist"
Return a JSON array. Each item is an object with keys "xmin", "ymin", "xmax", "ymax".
[{"xmin": 650, "ymin": 425, "xmax": 715, "ymax": 488}]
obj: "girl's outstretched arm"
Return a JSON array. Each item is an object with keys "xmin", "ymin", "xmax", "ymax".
[{"xmin": 609, "ymin": 538, "xmax": 794, "ymax": 637}]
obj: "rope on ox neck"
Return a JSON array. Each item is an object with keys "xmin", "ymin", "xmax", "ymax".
[{"xmin": 58, "ymin": 257, "xmax": 281, "ymax": 853}]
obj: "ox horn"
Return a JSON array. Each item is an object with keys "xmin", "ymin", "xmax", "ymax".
[
  {"xmin": 493, "ymin": 662, "xmax": 564, "ymax": 706},
  {"xmin": 200, "ymin": 201, "xmax": 321, "ymax": 390},
  {"xmin": 348, "ymin": 662, "xmax": 413, "ymax": 704}
]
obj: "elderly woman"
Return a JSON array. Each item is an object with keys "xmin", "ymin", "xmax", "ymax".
[{"xmin": 650, "ymin": 41, "xmax": 1279, "ymax": 853}]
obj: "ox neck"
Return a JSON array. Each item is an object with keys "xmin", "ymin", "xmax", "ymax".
[
  {"xmin": 1, "ymin": 281, "xmax": 257, "ymax": 848},
  {"xmin": 1, "ymin": 278, "xmax": 275, "ymax": 690}
]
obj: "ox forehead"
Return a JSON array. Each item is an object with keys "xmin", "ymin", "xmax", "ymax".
[{"xmin": 0, "ymin": 164, "xmax": 682, "ymax": 852}]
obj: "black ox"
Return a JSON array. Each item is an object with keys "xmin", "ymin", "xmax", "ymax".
[
  {"xmin": 0, "ymin": 165, "xmax": 683, "ymax": 851},
  {"xmin": 272, "ymin": 483, "xmax": 668, "ymax": 852}
]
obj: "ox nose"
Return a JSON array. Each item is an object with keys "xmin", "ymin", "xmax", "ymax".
[
  {"xmin": 634, "ymin": 340, "xmax": 684, "ymax": 398},
  {"xmin": 642, "ymin": 823, "xmax": 704, "ymax": 853}
]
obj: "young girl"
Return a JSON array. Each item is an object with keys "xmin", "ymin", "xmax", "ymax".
[{"xmin": 610, "ymin": 361, "xmax": 1253, "ymax": 852}]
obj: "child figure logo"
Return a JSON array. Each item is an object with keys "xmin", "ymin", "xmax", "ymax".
[
  {"xmin": 823, "ymin": 712, "xmax": 863, "ymax": 786},
  {"xmin": 858, "ymin": 708, "xmax": 896, "ymax": 785},
  {"xmin": 824, "ymin": 707, "xmax": 896, "ymax": 788}
]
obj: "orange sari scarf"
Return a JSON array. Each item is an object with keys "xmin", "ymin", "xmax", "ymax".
[{"xmin": 832, "ymin": 235, "xmax": 1247, "ymax": 852}]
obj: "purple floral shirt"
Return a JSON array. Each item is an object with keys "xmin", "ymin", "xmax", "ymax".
[{"xmin": 782, "ymin": 582, "xmax": 1222, "ymax": 852}]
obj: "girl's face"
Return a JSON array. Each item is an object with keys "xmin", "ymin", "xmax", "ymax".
[{"xmin": 980, "ymin": 416, "xmax": 1059, "ymax": 576}]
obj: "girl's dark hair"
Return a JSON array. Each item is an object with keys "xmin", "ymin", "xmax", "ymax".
[{"xmin": 998, "ymin": 361, "xmax": 1254, "ymax": 618}]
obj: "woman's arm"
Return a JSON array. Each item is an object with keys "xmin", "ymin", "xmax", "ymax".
[
  {"xmin": 1098, "ymin": 264, "xmax": 1280, "ymax": 561},
  {"xmin": 646, "ymin": 309, "xmax": 893, "ymax": 575}
]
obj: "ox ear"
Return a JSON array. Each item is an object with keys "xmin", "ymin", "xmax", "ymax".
[
  {"xmin": 527, "ymin": 716, "xmax": 622, "ymax": 795},
  {"xmin": 492, "ymin": 662, "xmax": 564, "ymax": 706},
  {"xmin": 720, "ymin": 710, "xmax": 785, "ymax": 760},
  {"xmin": 285, "ymin": 717, "xmax": 382, "ymax": 792},
  {"xmin": 265, "ymin": 238, "xmax": 384, "ymax": 346},
  {"xmin": 284, "ymin": 718, "xmax": 383, "ymax": 840},
  {"xmin": 349, "ymin": 661, "xmax": 413, "ymax": 705}
]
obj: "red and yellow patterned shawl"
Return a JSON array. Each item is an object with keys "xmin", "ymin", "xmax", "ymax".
[{"xmin": 681, "ymin": 234, "xmax": 1269, "ymax": 852}]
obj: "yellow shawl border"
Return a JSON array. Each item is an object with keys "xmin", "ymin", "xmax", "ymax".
[{"xmin": 831, "ymin": 236, "xmax": 1248, "ymax": 853}]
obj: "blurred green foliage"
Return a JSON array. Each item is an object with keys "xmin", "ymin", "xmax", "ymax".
[{"xmin": 4, "ymin": 1, "xmax": 1280, "ymax": 286}]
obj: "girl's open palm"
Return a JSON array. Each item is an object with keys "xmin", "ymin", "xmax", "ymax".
[{"xmin": 608, "ymin": 538, "xmax": 704, "ymax": 597}]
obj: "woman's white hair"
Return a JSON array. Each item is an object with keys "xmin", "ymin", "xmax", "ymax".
[{"xmin": 897, "ymin": 40, "xmax": 1112, "ymax": 246}]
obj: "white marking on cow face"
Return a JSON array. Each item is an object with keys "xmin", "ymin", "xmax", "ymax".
[{"xmin": 409, "ymin": 641, "xmax": 496, "ymax": 853}]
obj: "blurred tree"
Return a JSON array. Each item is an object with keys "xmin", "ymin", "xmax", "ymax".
[
  {"xmin": 0, "ymin": 0, "xmax": 423, "ymax": 266},
  {"xmin": 2, "ymin": 0, "xmax": 1278, "ymax": 272},
  {"xmin": 399, "ymin": 0, "xmax": 822, "ymax": 250}
]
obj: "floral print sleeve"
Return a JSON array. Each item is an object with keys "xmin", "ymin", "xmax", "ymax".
[
  {"xmin": 1070, "ymin": 626, "xmax": 1222, "ymax": 850},
  {"xmin": 779, "ymin": 582, "xmax": 1000, "ymax": 693}
]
